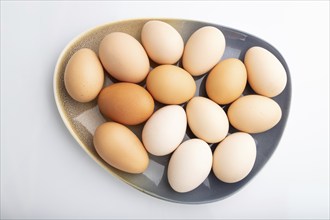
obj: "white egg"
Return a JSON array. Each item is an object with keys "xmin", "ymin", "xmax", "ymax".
[
  {"xmin": 186, "ymin": 96, "xmax": 229, "ymax": 143},
  {"xmin": 142, "ymin": 105, "xmax": 187, "ymax": 156},
  {"xmin": 213, "ymin": 132, "xmax": 256, "ymax": 183},
  {"xmin": 168, "ymin": 139, "xmax": 213, "ymax": 193}
]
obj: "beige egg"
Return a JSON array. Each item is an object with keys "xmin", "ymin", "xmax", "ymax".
[
  {"xmin": 142, "ymin": 105, "xmax": 187, "ymax": 156},
  {"xmin": 93, "ymin": 122, "xmax": 149, "ymax": 174},
  {"xmin": 167, "ymin": 139, "xmax": 212, "ymax": 193},
  {"xmin": 99, "ymin": 32, "xmax": 150, "ymax": 83},
  {"xmin": 182, "ymin": 26, "xmax": 226, "ymax": 76},
  {"xmin": 213, "ymin": 132, "xmax": 256, "ymax": 183},
  {"xmin": 146, "ymin": 65, "xmax": 196, "ymax": 104},
  {"xmin": 227, "ymin": 95, "xmax": 282, "ymax": 133},
  {"xmin": 244, "ymin": 46, "xmax": 287, "ymax": 97},
  {"xmin": 206, "ymin": 58, "xmax": 247, "ymax": 105},
  {"xmin": 98, "ymin": 83, "xmax": 154, "ymax": 125},
  {"xmin": 141, "ymin": 20, "xmax": 184, "ymax": 64},
  {"xmin": 186, "ymin": 97, "xmax": 229, "ymax": 143},
  {"xmin": 64, "ymin": 48, "xmax": 104, "ymax": 102}
]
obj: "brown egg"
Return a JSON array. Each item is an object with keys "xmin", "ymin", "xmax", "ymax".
[
  {"xmin": 99, "ymin": 32, "xmax": 150, "ymax": 83},
  {"xmin": 206, "ymin": 58, "xmax": 247, "ymax": 105},
  {"xmin": 146, "ymin": 65, "xmax": 196, "ymax": 104},
  {"xmin": 98, "ymin": 83, "xmax": 154, "ymax": 125},
  {"xmin": 227, "ymin": 95, "xmax": 282, "ymax": 133},
  {"xmin": 93, "ymin": 122, "xmax": 149, "ymax": 174},
  {"xmin": 64, "ymin": 48, "xmax": 104, "ymax": 102}
]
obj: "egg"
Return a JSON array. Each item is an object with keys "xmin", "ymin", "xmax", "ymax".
[
  {"xmin": 182, "ymin": 26, "xmax": 226, "ymax": 76},
  {"xmin": 206, "ymin": 58, "xmax": 247, "ymax": 104},
  {"xmin": 167, "ymin": 139, "xmax": 212, "ymax": 193},
  {"xmin": 93, "ymin": 122, "xmax": 149, "ymax": 174},
  {"xmin": 141, "ymin": 20, "xmax": 184, "ymax": 64},
  {"xmin": 99, "ymin": 32, "xmax": 150, "ymax": 83},
  {"xmin": 213, "ymin": 132, "xmax": 256, "ymax": 183},
  {"xmin": 142, "ymin": 105, "xmax": 186, "ymax": 156},
  {"xmin": 98, "ymin": 83, "xmax": 154, "ymax": 125},
  {"xmin": 186, "ymin": 97, "xmax": 229, "ymax": 143},
  {"xmin": 64, "ymin": 48, "xmax": 104, "ymax": 102},
  {"xmin": 227, "ymin": 95, "xmax": 282, "ymax": 133},
  {"xmin": 244, "ymin": 46, "xmax": 287, "ymax": 97},
  {"xmin": 146, "ymin": 65, "xmax": 196, "ymax": 104}
]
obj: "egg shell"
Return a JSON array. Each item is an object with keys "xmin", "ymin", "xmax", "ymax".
[
  {"xmin": 182, "ymin": 26, "xmax": 226, "ymax": 76},
  {"xmin": 141, "ymin": 20, "xmax": 184, "ymax": 64},
  {"xmin": 206, "ymin": 58, "xmax": 247, "ymax": 104},
  {"xmin": 213, "ymin": 132, "xmax": 256, "ymax": 183},
  {"xmin": 167, "ymin": 139, "xmax": 212, "ymax": 193},
  {"xmin": 244, "ymin": 46, "xmax": 287, "ymax": 97},
  {"xmin": 64, "ymin": 48, "xmax": 104, "ymax": 102},
  {"xmin": 146, "ymin": 65, "xmax": 196, "ymax": 104},
  {"xmin": 227, "ymin": 95, "xmax": 282, "ymax": 133},
  {"xmin": 142, "ymin": 105, "xmax": 187, "ymax": 156},
  {"xmin": 98, "ymin": 83, "xmax": 154, "ymax": 125},
  {"xmin": 93, "ymin": 122, "xmax": 149, "ymax": 174},
  {"xmin": 186, "ymin": 97, "xmax": 229, "ymax": 143},
  {"xmin": 99, "ymin": 32, "xmax": 150, "ymax": 83}
]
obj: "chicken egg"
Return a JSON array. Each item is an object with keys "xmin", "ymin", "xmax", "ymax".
[
  {"xmin": 142, "ymin": 105, "xmax": 187, "ymax": 156},
  {"xmin": 98, "ymin": 83, "xmax": 154, "ymax": 125},
  {"xmin": 64, "ymin": 48, "xmax": 104, "ymax": 102},
  {"xmin": 93, "ymin": 122, "xmax": 149, "ymax": 174},
  {"xmin": 213, "ymin": 132, "xmax": 256, "ymax": 183},
  {"xmin": 146, "ymin": 65, "xmax": 196, "ymax": 104},
  {"xmin": 182, "ymin": 26, "xmax": 226, "ymax": 76},
  {"xmin": 206, "ymin": 58, "xmax": 247, "ymax": 105},
  {"xmin": 244, "ymin": 46, "xmax": 287, "ymax": 97},
  {"xmin": 99, "ymin": 32, "xmax": 150, "ymax": 83},
  {"xmin": 227, "ymin": 95, "xmax": 282, "ymax": 133},
  {"xmin": 141, "ymin": 20, "xmax": 184, "ymax": 64},
  {"xmin": 167, "ymin": 139, "xmax": 212, "ymax": 193},
  {"xmin": 186, "ymin": 97, "xmax": 229, "ymax": 143}
]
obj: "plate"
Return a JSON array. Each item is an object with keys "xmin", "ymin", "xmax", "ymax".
[{"xmin": 53, "ymin": 18, "xmax": 291, "ymax": 204}]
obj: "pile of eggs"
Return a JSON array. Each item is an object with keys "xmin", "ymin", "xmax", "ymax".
[{"xmin": 64, "ymin": 20, "xmax": 287, "ymax": 193}]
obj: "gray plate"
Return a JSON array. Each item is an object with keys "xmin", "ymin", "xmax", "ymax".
[{"xmin": 53, "ymin": 18, "xmax": 291, "ymax": 204}]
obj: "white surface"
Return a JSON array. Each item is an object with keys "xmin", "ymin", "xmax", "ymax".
[{"xmin": 1, "ymin": 1, "xmax": 329, "ymax": 219}]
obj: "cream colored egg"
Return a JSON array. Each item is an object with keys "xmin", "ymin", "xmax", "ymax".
[
  {"xmin": 64, "ymin": 48, "xmax": 104, "ymax": 102},
  {"xmin": 206, "ymin": 58, "xmax": 247, "ymax": 104},
  {"xmin": 168, "ymin": 139, "xmax": 212, "ymax": 193},
  {"xmin": 141, "ymin": 20, "xmax": 184, "ymax": 64},
  {"xmin": 93, "ymin": 122, "xmax": 149, "ymax": 174},
  {"xmin": 213, "ymin": 132, "xmax": 256, "ymax": 183},
  {"xmin": 186, "ymin": 97, "xmax": 229, "ymax": 143},
  {"xmin": 99, "ymin": 32, "xmax": 150, "ymax": 83},
  {"xmin": 142, "ymin": 105, "xmax": 186, "ymax": 156},
  {"xmin": 146, "ymin": 65, "xmax": 196, "ymax": 104},
  {"xmin": 244, "ymin": 46, "xmax": 287, "ymax": 97},
  {"xmin": 182, "ymin": 26, "xmax": 226, "ymax": 76},
  {"xmin": 227, "ymin": 95, "xmax": 282, "ymax": 133}
]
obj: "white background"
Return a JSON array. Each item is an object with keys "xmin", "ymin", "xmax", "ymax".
[{"xmin": 1, "ymin": 1, "xmax": 329, "ymax": 219}]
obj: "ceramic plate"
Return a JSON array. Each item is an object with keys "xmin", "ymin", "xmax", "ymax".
[{"xmin": 53, "ymin": 18, "xmax": 291, "ymax": 204}]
